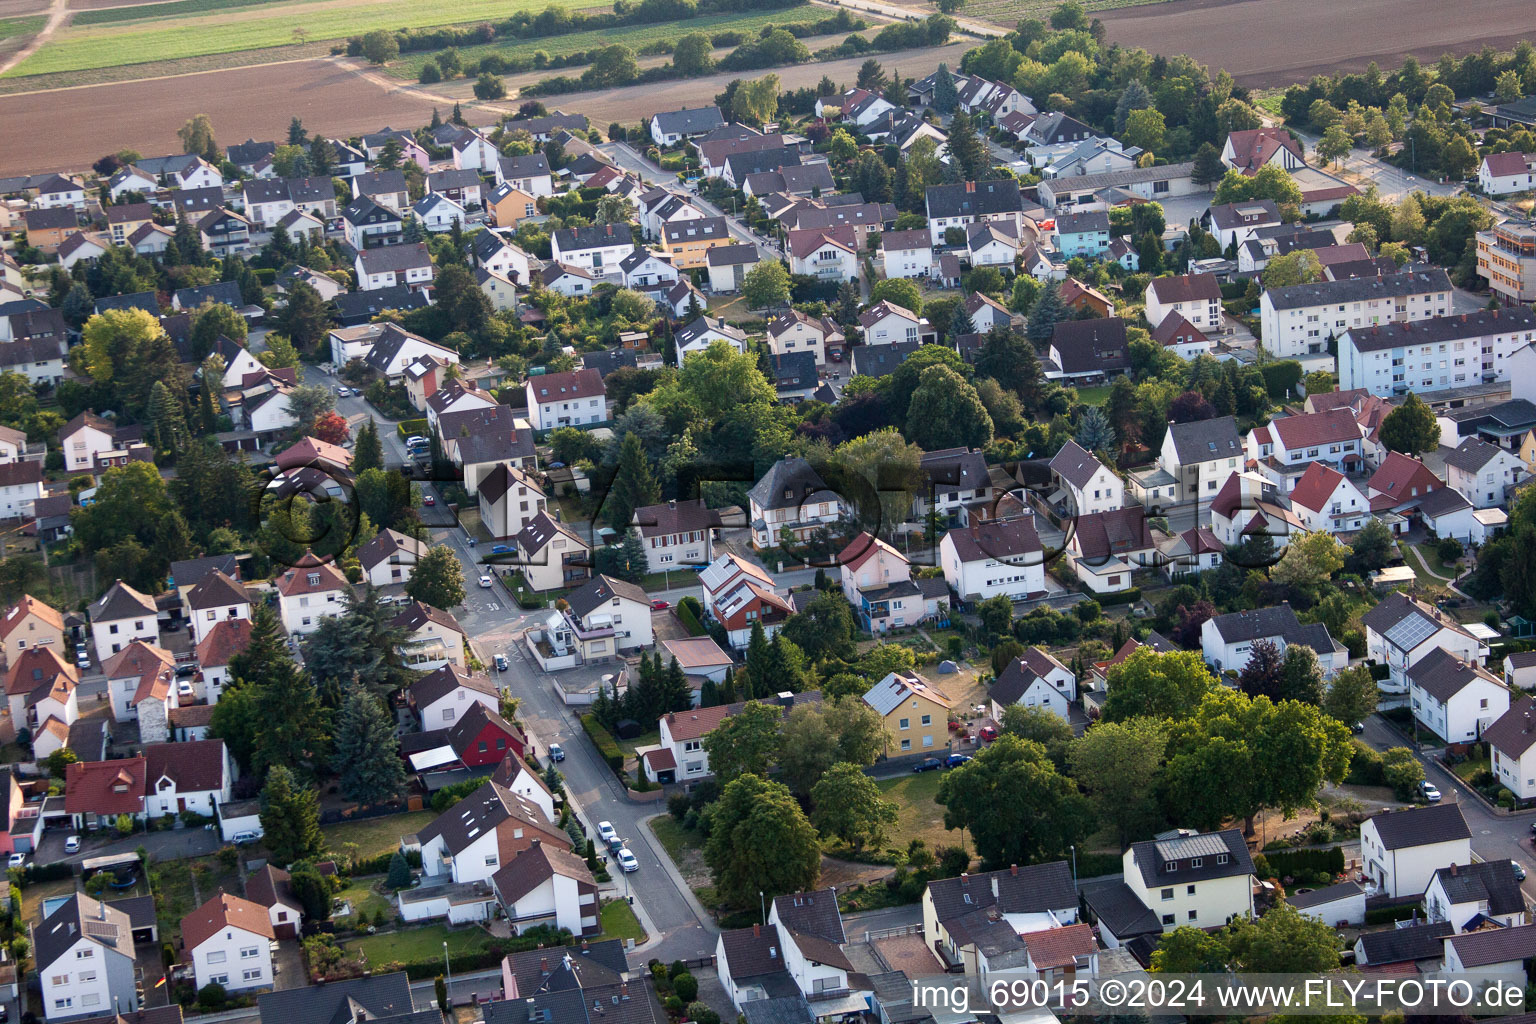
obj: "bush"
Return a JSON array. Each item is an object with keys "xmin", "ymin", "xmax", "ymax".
[
  {"xmin": 386, "ymin": 852, "xmax": 412, "ymax": 889},
  {"xmin": 419, "ymin": 61, "xmax": 442, "ymax": 83},
  {"xmin": 396, "ymin": 419, "xmax": 429, "ymax": 439},
  {"xmin": 676, "ymin": 599, "xmax": 705, "ymax": 636},
  {"xmin": 673, "ymin": 973, "xmax": 698, "ymax": 1002},
  {"xmin": 1437, "ymin": 537, "xmax": 1464, "ymax": 563},
  {"xmin": 580, "ymin": 715, "xmax": 625, "ymax": 775},
  {"xmin": 668, "ymin": 793, "xmax": 691, "ymax": 821},
  {"xmin": 1262, "ymin": 846, "xmax": 1345, "ymax": 879},
  {"xmin": 1093, "ymin": 588, "xmax": 1142, "ymax": 607}
]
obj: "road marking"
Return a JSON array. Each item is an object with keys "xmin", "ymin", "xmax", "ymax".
[{"xmin": 486, "ymin": 603, "xmax": 500, "ymax": 612}]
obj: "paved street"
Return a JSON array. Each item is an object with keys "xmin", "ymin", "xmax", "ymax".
[{"xmin": 599, "ymin": 141, "xmax": 780, "ymax": 261}]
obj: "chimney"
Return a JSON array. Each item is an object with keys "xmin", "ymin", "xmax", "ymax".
[
  {"xmin": 753, "ymin": 923, "xmax": 761, "ymax": 938},
  {"xmin": 965, "ymin": 182, "xmax": 975, "ymax": 193},
  {"xmin": 1010, "ymin": 864, "xmax": 1018, "ymax": 876},
  {"xmin": 1451, "ymin": 862, "xmax": 1459, "ymax": 876},
  {"xmin": 540, "ymin": 958, "xmax": 548, "ymax": 973}
]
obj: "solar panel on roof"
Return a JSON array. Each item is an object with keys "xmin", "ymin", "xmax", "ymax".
[
  {"xmin": 1385, "ymin": 611, "xmax": 1437, "ymax": 651},
  {"xmin": 1155, "ymin": 832, "xmax": 1228, "ymax": 860}
]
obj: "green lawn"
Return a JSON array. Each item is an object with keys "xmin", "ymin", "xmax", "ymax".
[
  {"xmin": 875, "ymin": 770, "xmax": 956, "ymax": 854},
  {"xmin": 347, "ymin": 923, "xmax": 493, "ymax": 967},
  {"xmin": 73, "ymin": 0, "xmax": 288, "ymax": 25},
  {"xmin": 385, "ymin": 5, "xmax": 813, "ymax": 79},
  {"xmin": 332, "ymin": 875, "xmax": 394, "ymax": 924},
  {"xmin": 5, "ymin": 0, "xmax": 598, "ymax": 76},
  {"xmin": 323, "ymin": 810, "xmax": 438, "ymax": 863},
  {"xmin": 648, "ymin": 815, "xmax": 703, "ymax": 865},
  {"xmin": 599, "ymin": 899, "xmax": 647, "ymax": 943},
  {"xmin": 1073, "ymin": 384, "xmax": 1114, "ymax": 406},
  {"xmin": 150, "ymin": 860, "xmax": 199, "ymax": 940}
]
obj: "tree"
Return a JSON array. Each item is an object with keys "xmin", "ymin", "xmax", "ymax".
[
  {"xmin": 1315, "ymin": 123, "xmax": 1353, "ymax": 166},
  {"xmin": 1441, "ymin": 135, "xmax": 1477, "ymax": 180},
  {"xmin": 361, "ymin": 29, "xmax": 399, "ymax": 64},
  {"xmin": 731, "ymin": 74, "xmax": 780, "ymax": 127},
  {"xmin": 311, "ymin": 411, "xmax": 349, "ymax": 446},
  {"xmin": 869, "ymin": 277, "xmax": 922, "ymax": 315},
  {"xmin": 828, "ymin": 129, "xmax": 859, "ymax": 164},
  {"xmin": 405, "ymin": 545, "xmax": 467, "ymax": 609},
  {"xmin": 779, "ymin": 590, "xmax": 856, "ymax": 662},
  {"xmin": 1272, "ymin": 530, "xmax": 1348, "ymax": 589},
  {"xmin": 946, "ymin": 112, "xmax": 987, "ymax": 181},
  {"xmin": 741, "ymin": 260, "xmax": 790, "ymax": 310},
  {"xmin": 190, "ymin": 302, "xmax": 247, "ymax": 362},
  {"xmin": 1214, "ymin": 164, "xmax": 1304, "ymax": 207},
  {"xmin": 1226, "ymin": 901, "xmax": 1341, "ymax": 972},
  {"xmin": 1102, "ymin": 649, "xmax": 1214, "ymax": 721},
  {"xmin": 606, "ymin": 431, "xmax": 660, "ymax": 531},
  {"xmin": 1115, "ymin": 79, "xmax": 1152, "ymax": 133},
  {"xmin": 1068, "ymin": 717, "xmax": 1168, "ymax": 846},
  {"xmin": 1264, "ymin": 248, "xmax": 1323, "ymax": 288},
  {"xmin": 285, "ymin": 384, "xmax": 336, "ymax": 432},
  {"xmin": 259, "ymin": 333, "xmax": 302, "ymax": 374},
  {"xmin": 932, "ymin": 63, "xmax": 958, "ymax": 114},
  {"xmin": 276, "ymin": 280, "xmax": 331, "ymax": 355},
  {"xmin": 776, "ymin": 704, "xmax": 841, "ymax": 797},
  {"xmin": 937, "ymin": 734, "xmax": 1092, "ymax": 868},
  {"xmin": 354, "ymin": 418, "xmax": 385, "ymax": 474},
  {"xmin": 856, "ymin": 58, "xmax": 886, "ymax": 91},
  {"xmin": 330, "ymin": 682, "xmax": 408, "ymax": 805},
  {"xmin": 704, "ymin": 773, "xmax": 820, "ymax": 907},
  {"xmin": 178, "ymin": 113, "xmax": 218, "ymax": 159},
  {"xmin": 147, "ymin": 380, "xmax": 188, "ymax": 453},
  {"xmin": 673, "ymin": 33, "xmax": 714, "ymax": 76},
  {"xmin": 702, "ymin": 701, "xmax": 782, "ymax": 781},
  {"xmin": 1122, "ymin": 108, "xmax": 1167, "ymax": 154},
  {"xmin": 1278, "ymin": 644, "xmax": 1325, "ymax": 705},
  {"xmin": 1074, "ymin": 405, "xmax": 1115, "ymax": 452},
  {"xmin": 434, "ymin": 264, "xmax": 494, "ymax": 335},
  {"xmin": 811, "ymin": 763, "xmax": 898, "ymax": 851},
  {"xmin": 1025, "ymin": 280, "xmax": 1066, "ymax": 345},
  {"xmin": 1150, "ymin": 926, "xmax": 1230, "ymax": 972},
  {"xmin": 386, "ymin": 851, "xmax": 413, "ymax": 888},
  {"xmin": 287, "ymin": 116, "xmax": 307, "ymax": 146},
  {"xmin": 260, "ymin": 765, "xmax": 323, "ymax": 865},
  {"xmin": 905, "ymin": 364, "xmax": 993, "ymax": 450},
  {"xmin": 1379, "ymin": 392, "xmax": 1439, "ymax": 455},
  {"xmin": 1496, "ymin": 69, "xmax": 1524, "ymax": 103},
  {"xmin": 287, "ymin": 863, "xmax": 331, "ymax": 921},
  {"xmin": 1237, "ymin": 638, "xmax": 1286, "ymax": 699},
  {"xmin": 44, "ymin": 747, "xmax": 79, "ymax": 780},
  {"xmin": 1323, "ymin": 665, "xmax": 1378, "ymax": 726},
  {"xmin": 976, "ymin": 593, "xmax": 1013, "ymax": 637},
  {"xmin": 473, "ymin": 73, "xmax": 506, "ymax": 100},
  {"xmin": 999, "ymin": 705, "xmax": 1072, "ymax": 759},
  {"xmin": 253, "ymin": 635, "xmax": 330, "ymax": 775}
]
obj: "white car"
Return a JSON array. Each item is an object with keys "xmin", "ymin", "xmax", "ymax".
[
  {"xmin": 597, "ymin": 821, "xmax": 617, "ymax": 845},
  {"xmin": 63, "ymin": 835, "xmax": 81, "ymax": 854},
  {"xmin": 479, "ymin": 574, "xmax": 493, "ymax": 588},
  {"xmin": 6, "ymin": 853, "xmax": 24, "ymax": 868},
  {"xmin": 616, "ymin": 848, "xmax": 639, "ymax": 873},
  {"xmin": 177, "ymin": 680, "xmax": 194, "ymax": 698},
  {"xmin": 1420, "ymin": 780, "xmax": 1442, "ymax": 802}
]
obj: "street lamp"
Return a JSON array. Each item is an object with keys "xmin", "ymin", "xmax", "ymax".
[
  {"xmin": 760, "ymin": 890, "xmax": 766, "ymax": 926},
  {"xmin": 443, "ymin": 940, "xmax": 453, "ymax": 1012}
]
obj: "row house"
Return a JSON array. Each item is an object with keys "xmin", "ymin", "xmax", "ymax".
[
  {"xmin": 838, "ymin": 532, "xmax": 948, "ymax": 633},
  {"xmin": 633, "ymin": 499, "xmax": 722, "ymax": 574}
]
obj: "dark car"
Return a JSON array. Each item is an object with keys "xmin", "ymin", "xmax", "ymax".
[
  {"xmin": 912, "ymin": 758, "xmax": 943, "ymax": 772},
  {"xmin": 945, "ymin": 753, "xmax": 972, "ymax": 768}
]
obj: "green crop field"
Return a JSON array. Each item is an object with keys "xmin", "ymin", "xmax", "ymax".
[
  {"xmin": 72, "ymin": 0, "xmax": 294, "ymax": 27},
  {"xmin": 3, "ymin": 0, "xmax": 599, "ymax": 77},
  {"xmin": 962, "ymin": 0, "xmax": 1171, "ymax": 26},
  {"xmin": 0, "ymin": 15, "xmax": 45, "ymax": 41},
  {"xmin": 385, "ymin": 3, "xmax": 813, "ymax": 79}
]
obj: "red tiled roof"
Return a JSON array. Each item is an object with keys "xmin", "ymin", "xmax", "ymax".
[
  {"xmin": 1269, "ymin": 409, "xmax": 1360, "ymax": 450},
  {"xmin": 1150, "ymin": 312, "xmax": 1208, "ymax": 348},
  {"xmin": 526, "ymin": 367, "xmax": 605, "ymax": 403},
  {"xmin": 145, "ymin": 739, "xmax": 227, "ymax": 793},
  {"xmin": 195, "ymin": 618, "xmax": 254, "ymax": 669},
  {"xmin": 101, "ymin": 641, "xmax": 175, "ymax": 704},
  {"xmin": 788, "ymin": 225, "xmax": 856, "ymax": 260},
  {"xmin": 836, "ymin": 531, "xmax": 903, "ymax": 575},
  {"xmin": 0, "ymin": 595, "xmax": 64, "ymax": 641},
  {"xmin": 1287, "ymin": 462, "xmax": 1348, "ymax": 513},
  {"xmin": 65, "ymin": 757, "xmax": 147, "ymax": 814},
  {"xmin": 275, "ymin": 552, "xmax": 348, "ymax": 597},
  {"xmin": 1484, "ymin": 151, "xmax": 1535, "ymax": 177},
  {"xmin": 1227, "ymin": 127, "xmax": 1303, "ymax": 174},
  {"xmin": 181, "ymin": 893, "xmax": 275, "ymax": 951},
  {"xmin": 3, "ymin": 646, "xmax": 76, "ymax": 696},
  {"xmin": 1020, "ymin": 923, "xmax": 1096, "ymax": 969}
]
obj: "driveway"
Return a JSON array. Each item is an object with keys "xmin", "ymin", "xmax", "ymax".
[{"xmin": 38, "ymin": 823, "xmax": 223, "ymax": 867}]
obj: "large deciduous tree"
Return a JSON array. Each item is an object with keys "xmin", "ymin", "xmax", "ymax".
[
  {"xmin": 702, "ymin": 700, "xmax": 782, "ymax": 782},
  {"xmin": 406, "ymin": 545, "xmax": 467, "ymax": 609},
  {"xmin": 936, "ymin": 734, "xmax": 1093, "ymax": 868},
  {"xmin": 1067, "ymin": 717, "xmax": 1168, "ymax": 846},
  {"xmin": 1101, "ymin": 649, "xmax": 1215, "ymax": 721},
  {"xmin": 811, "ymin": 762, "xmax": 898, "ymax": 851},
  {"xmin": 704, "ymin": 773, "xmax": 820, "ymax": 907}
]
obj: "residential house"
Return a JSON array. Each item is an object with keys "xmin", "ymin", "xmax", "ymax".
[
  {"xmin": 1248, "ymin": 409, "xmax": 1366, "ymax": 493},
  {"xmin": 859, "ymin": 300, "xmax": 933, "ymax": 347},
  {"xmin": 1047, "ymin": 317, "xmax": 1129, "ymax": 382},
  {"xmin": 256, "ymin": 974, "xmax": 417, "ymax": 1024},
  {"xmin": 1206, "ymin": 470, "xmax": 1304, "ymax": 550},
  {"xmin": 538, "ymin": 263, "xmax": 593, "ymax": 297},
  {"xmin": 32, "ymin": 895, "xmax": 138, "ymax": 1019},
  {"xmin": 939, "ymin": 518, "xmax": 1045, "ymax": 604},
  {"xmin": 1048, "ymin": 439, "xmax": 1122, "ymax": 516},
  {"xmin": 22, "ymin": 208, "xmax": 77, "ymax": 253},
  {"xmin": 880, "ymin": 229, "xmax": 935, "ymax": 280},
  {"xmin": 633, "ymin": 499, "xmax": 721, "ymax": 574},
  {"xmin": 412, "ymin": 193, "xmax": 465, "ymax": 233},
  {"xmin": 390, "ymin": 601, "xmax": 470, "ymax": 671},
  {"xmin": 496, "ymin": 153, "xmax": 555, "ymax": 198},
  {"xmin": 403, "ymin": 702, "xmax": 527, "ymax": 776},
  {"xmin": 660, "ymin": 637, "xmax": 734, "ymax": 703},
  {"xmin": 925, "ymin": 180, "xmax": 1024, "ymax": 246},
  {"xmin": 1338, "ymin": 308, "xmax": 1536, "ymax": 396},
  {"xmin": 424, "ymin": 380, "xmax": 497, "ymax": 430},
  {"xmin": 1478, "ymin": 220, "xmax": 1536, "ymax": 304},
  {"xmin": 787, "ymin": 226, "xmax": 858, "ymax": 281},
  {"xmin": 863, "ymin": 672, "xmax": 952, "ymax": 758},
  {"xmin": 705, "ymin": 243, "xmax": 760, "ymax": 294},
  {"xmin": 471, "ymin": 232, "xmax": 537, "ymax": 286},
  {"xmin": 103, "ymin": 641, "xmax": 175, "ymax": 743},
  {"xmin": 699, "ymin": 554, "xmax": 794, "ymax": 650},
  {"xmin": 964, "ymin": 291, "xmax": 1013, "ymax": 333},
  {"xmin": 1200, "ymin": 604, "xmax": 1345, "ymax": 677},
  {"xmin": 0, "ymin": 461, "xmax": 42, "ymax": 520},
  {"xmin": 513, "ymin": 512, "xmax": 591, "ymax": 592},
  {"xmin": 1222, "ymin": 127, "xmax": 1306, "ymax": 175},
  {"xmin": 1035, "ymin": 162, "xmax": 1197, "ymax": 210},
  {"xmin": 650, "ymin": 106, "xmax": 725, "ymax": 146},
  {"xmin": 1442, "ymin": 924, "xmax": 1536, "ymax": 984},
  {"xmin": 838, "ymin": 532, "xmax": 948, "ymax": 632},
  {"xmin": 620, "ymin": 248, "xmax": 680, "ymax": 290},
  {"xmin": 354, "ymin": 242, "xmax": 435, "ymax": 293},
  {"xmin": 674, "ymin": 315, "xmax": 748, "ymax": 365},
  {"xmin": 488, "ymin": 839, "xmax": 598, "ymax": 937},
  {"xmin": 194, "ymin": 618, "xmax": 251, "ymax": 703},
  {"xmin": 185, "ymin": 570, "xmax": 251, "ymax": 645},
  {"xmin": 359, "ymin": 324, "xmax": 459, "ymax": 384},
  {"xmin": 409, "ymin": 664, "xmax": 500, "ymax": 732},
  {"xmin": 196, "ymin": 208, "xmax": 252, "ymax": 257},
  {"xmin": 486, "ymin": 182, "xmax": 538, "ymax": 229},
  {"xmin": 1145, "ymin": 273, "xmax": 1223, "ymax": 332},
  {"xmin": 1157, "ymin": 415, "xmax": 1244, "ymax": 502},
  {"xmin": 1353, "ymin": 921, "xmax": 1454, "ymax": 967},
  {"xmin": 659, "ymin": 216, "xmax": 732, "ymax": 269},
  {"xmin": 1425, "ymin": 859, "xmax": 1526, "ymax": 932},
  {"xmin": 538, "ymin": 575, "xmax": 653, "ymax": 665},
  {"xmin": 746, "ymin": 458, "xmax": 843, "ymax": 550},
  {"xmin": 1366, "ymin": 450, "xmax": 1445, "ymax": 515},
  {"xmin": 1205, "ymin": 200, "xmax": 1280, "ymax": 250},
  {"xmin": 1052, "ymin": 209, "xmax": 1110, "ymax": 258},
  {"xmin": 1485, "ymin": 694, "xmax": 1536, "ymax": 801},
  {"xmin": 1360, "ymin": 803, "xmax": 1472, "ymax": 898},
  {"xmin": 57, "ymin": 232, "xmax": 108, "ymax": 271},
  {"xmin": 551, "ymin": 223, "xmax": 632, "ymax": 279},
  {"xmin": 1409, "ymin": 646, "xmax": 1509, "ymax": 745},
  {"xmin": 143, "ymin": 739, "xmax": 233, "ymax": 818},
  {"xmin": 648, "ymin": 692, "xmax": 822, "ymax": 782},
  {"xmin": 990, "ymin": 648, "xmax": 1076, "ymax": 722},
  {"xmin": 246, "ymin": 865, "xmax": 304, "ymax": 939},
  {"xmin": 1116, "ymin": 830, "xmax": 1255, "ymax": 936},
  {"xmin": 107, "ymin": 165, "xmax": 157, "ymax": 200},
  {"xmin": 32, "ymin": 175, "xmax": 86, "ymax": 210},
  {"xmin": 1443, "ymin": 436, "xmax": 1527, "ymax": 508},
  {"xmin": 921, "ymin": 861, "xmax": 1078, "ymax": 974},
  {"xmin": 450, "ymin": 129, "xmax": 499, "ymax": 173},
  {"xmin": 717, "ymin": 889, "xmax": 859, "ymax": 1012},
  {"xmin": 913, "ymin": 446, "xmax": 994, "ymax": 526},
  {"xmin": 1361, "ymin": 592, "xmax": 1489, "ymax": 694},
  {"xmin": 182, "ymin": 894, "xmax": 275, "ymax": 993},
  {"xmin": 523, "ymin": 368, "xmax": 607, "ymax": 431},
  {"xmin": 1285, "ymin": 462, "xmax": 1368, "ymax": 533},
  {"xmin": 1159, "ymin": 526, "xmax": 1226, "ymax": 579},
  {"xmin": 766, "ymin": 310, "xmax": 841, "ymax": 365},
  {"xmin": 1260, "ymin": 268, "xmax": 1454, "ymax": 362},
  {"xmin": 275, "ymin": 552, "xmax": 348, "ymax": 636},
  {"xmin": 88, "ymin": 579, "xmax": 157, "ymax": 657},
  {"xmin": 1064, "ymin": 507, "xmax": 1156, "ymax": 594},
  {"xmin": 64, "ymin": 756, "xmax": 147, "ymax": 830},
  {"xmin": 1506, "ymin": 652, "xmax": 1536, "ymax": 690},
  {"xmin": 241, "ymin": 177, "xmax": 337, "ymax": 229},
  {"xmin": 1151, "ymin": 312, "xmax": 1213, "ymax": 360},
  {"xmin": 742, "ymin": 163, "xmax": 835, "ymax": 197},
  {"xmin": 352, "ymin": 170, "xmax": 410, "ymax": 212},
  {"xmin": 477, "ymin": 463, "xmax": 547, "ymax": 542},
  {"xmin": 341, "ymin": 196, "xmax": 403, "ymax": 249},
  {"xmin": 0, "ymin": 595, "xmax": 64, "ymax": 667},
  {"xmin": 1479, "ymin": 152, "xmax": 1536, "ymax": 196}
]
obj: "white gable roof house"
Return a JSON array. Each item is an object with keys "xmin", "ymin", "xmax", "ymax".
[
  {"xmin": 1200, "ymin": 604, "xmax": 1345, "ymax": 678},
  {"xmin": 716, "ymin": 888, "xmax": 861, "ymax": 1013},
  {"xmin": 1407, "ymin": 646, "xmax": 1509, "ymax": 746},
  {"xmin": 1048, "ymin": 439, "xmax": 1123, "ymax": 517},
  {"xmin": 32, "ymin": 894, "xmax": 138, "ymax": 1020},
  {"xmin": 1360, "ymin": 803, "xmax": 1472, "ymax": 898},
  {"xmin": 1361, "ymin": 592, "xmax": 1489, "ymax": 695},
  {"xmin": 920, "ymin": 861, "xmax": 1078, "ymax": 974},
  {"xmin": 989, "ymin": 648, "xmax": 1076, "ymax": 721}
]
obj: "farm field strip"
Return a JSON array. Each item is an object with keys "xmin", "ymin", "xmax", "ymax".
[
  {"xmin": 73, "ymin": 0, "xmax": 295, "ymax": 27},
  {"xmin": 0, "ymin": 14, "xmax": 43, "ymax": 39},
  {"xmin": 384, "ymin": 4, "xmax": 817, "ymax": 79},
  {"xmin": 962, "ymin": 0, "xmax": 1170, "ymax": 22},
  {"xmin": 4, "ymin": 0, "xmax": 600, "ymax": 76}
]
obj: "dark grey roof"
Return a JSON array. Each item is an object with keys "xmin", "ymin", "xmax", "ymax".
[
  {"xmin": 341, "ymin": 195, "xmax": 401, "ymax": 226},
  {"xmin": 226, "ymin": 139, "xmax": 276, "ymax": 166},
  {"xmin": 748, "ymin": 457, "xmax": 831, "ymax": 513},
  {"xmin": 772, "ymin": 887, "xmax": 845, "ymax": 944},
  {"xmin": 725, "ymin": 147, "xmax": 801, "ymax": 181},
  {"xmin": 24, "ymin": 207, "xmax": 77, "ymax": 231},
  {"xmin": 1414, "ymin": 485, "xmax": 1473, "ymax": 517},
  {"xmin": 34, "ymin": 895, "xmax": 134, "ymax": 970},
  {"xmin": 719, "ymin": 925, "xmax": 788, "ymax": 980},
  {"xmin": 1443, "ymin": 436, "xmax": 1505, "ymax": 475},
  {"xmin": 1431, "ymin": 860, "xmax": 1523, "ymax": 916},
  {"xmin": 1365, "ymin": 802, "xmax": 1470, "ymax": 851},
  {"xmin": 651, "ymin": 106, "xmax": 725, "ymax": 136},
  {"xmin": 498, "ymin": 153, "xmax": 552, "ymax": 180},
  {"xmin": 1082, "ymin": 880, "xmax": 1162, "ymax": 940},
  {"xmin": 1480, "ymin": 695, "xmax": 1536, "ymax": 760},
  {"xmin": 501, "ymin": 938, "xmax": 627, "ymax": 994},
  {"xmin": 1049, "ymin": 439, "xmax": 1106, "ymax": 490},
  {"xmin": 1285, "ymin": 879, "xmax": 1363, "ymax": 910},
  {"xmin": 1357, "ymin": 921, "xmax": 1452, "ymax": 964},
  {"xmin": 851, "ymin": 339, "xmax": 922, "ymax": 378},
  {"xmin": 1057, "ymin": 209, "xmax": 1109, "ymax": 234},
  {"xmin": 244, "ymin": 176, "xmax": 332, "ymax": 205},
  {"xmin": 661, "ymin": 216, "xmax": 730, "ymax": 244},
  {"xmin": 1448, "ymin": 924, "xmax": 1536, "ymax": 967},
  {"xmin": 333, "ymin": 285, "xmax": 427, "ymax": 325},
  {"xmin": 428, "ymin": 168, "xmax": 482, "ymax": 192},
  {"xmin": 257, "ymin": 972, "xmax": 416, "ymax": 1024},
  {"xmin": 1208, "ymin": 199, "xmax": 1280, "ymax": 231},
  {"xmin": 1346, "ymin": 308, "xmax": 1536, "ymax": 352},
  {"xmin": 942, "ymin": 518, "xmax": 1041, "ymax": 565},
  {"xmin": 94, "ymin": 291, "xmax": 159, "ymax": 315},
  {"xmin": 1050, "ymin": 317, "xmax": 1128, "ymax": 374},
  {"xmin": 1165, "ymin": 416, "xmax": 1242, "ymax": 467},
  {"xmin": 1206, "ymin": 604, "xmax": 1333, "ymax": 650},
  {"xmin": 554, "ymin": 223, "xmax": 633, "ymax": 252},
  {"xmin": 1026, "ymin": 111, "xmax": 1096, "ymax": 145},
  {"xmin": 772, "ymin": 351, "xmax": 818, "ymax": 391},
  {"xmin": 581, "ymin": 347, "xmax": 638, "ymax": 379},
  {"xmin": 505, "ymin": 113, "xmax": 588, "ymax": 137},
  {"xmin": 89, "ymin": 579, "xmax": 156, "ymax": 621},
  {"xmin": 925, "ymin": 179, "xmax": 1021, "ymax": 219},
  {"xmin": 355, "ymin": 169, "xmax": 408, "ymax": 197},
  {"xmin": 356, "ymin": 241, "xmax": 432, "ymax": 275},
  {"xmin": 1409, "ymin": 646, "xmax": 1505, "ymax": 704},
  {"xmin": 926, "ymin": 862, "xmax": 1075, "ymax": 926},
  {"xmin": 565, "ymin": 574, "xmax": 650, "ymax": 620},
  {"xmin": 1130, "ymin": 828, "xmax": 1252, "ymax": 886},
  {"xmin": 361, "ymin": 323, "xmax": 443, "ymax": 374},
  {"xmin": 174, "ymin": 281, "xmax": 242, "ymax": 309},
  {"xmin": 740, "ymin": 996, "xmax": 815, "ymax": 1024},
  {"xmin": 1264, "ymin": 268, "xmax": 1452, "ymax": 311},
  {"xmin": 706, "ymin": 242, "xmax": 758, "ymax": 267}
]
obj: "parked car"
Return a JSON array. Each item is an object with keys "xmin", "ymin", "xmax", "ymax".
[
  {"xmin": 493, "ymin": 654, "xmax": 509, "ymax": 672},
  {"xmin": 650, "ymin": 600, "xmax": 670, "ymax": 611},
  {"xmin": 1420, "ymin": 780, "xmax": 1442, "ymax": 802},
  {"xmin": 597, "ymin": 821, "xmax": 617, "ymax": 845},
  {"xmin": 1514, "ymin": 861, "xmax": 1528, "ymax": 882},
  {"xmin": 979, "ymin": 725, "xmax": 998, "ymax": 742},
  {"xmin": 490, "ymin": 544, "xmax": 513, "ymax": 554},
  {"xmin": 479, "ymin": 574, "xmax": 493, "ymax": 588},
  {"xmin": 232, "ymin": 831, "xmax": 260, "ymax": 845},
  {"xmin": 549, "ymin": 743, "xmax": 565, "ymax": 762},
  {"xmin": 6, "ymin": 853, "xmax": 24, "ymax": 868},
  {"xmin": 75, "ymin": 649, "xmax": 91, "ymax": 669},
  {"xmin": 616, "ymin": 848, "xmax": 639, "ymax": 873},
  {"xmin": 423, "ymin": 494, "xmax": 435, "ymax": 506},
  {"xmin": 63, "ymin": 835, "xmax": 81, "ymax": 853},
  {"xmin": 177, "ymin": 680, "xmax": 194, "ymax": 698},
  {"xmin": 944, "ymin": 753, "xmax": 972, "ymax": 768},
  {"xmin": 405, "ymin": 435, "xmax": 428, "ymax": 448},
  {"xmin": 912, "ymin": 758, "xmax": 943, "ymax": 772}
]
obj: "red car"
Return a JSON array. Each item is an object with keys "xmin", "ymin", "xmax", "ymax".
[
  {"xmin": 979, "ymin": 725, "xmax": 998, "ymax": 742},
  {"xmin": 650, "ymin": 599, "xmax": 671, "ymax": 610},
  {"xmin": 423, "ymin": 494, "xmax": 436, "ymax": 506}
]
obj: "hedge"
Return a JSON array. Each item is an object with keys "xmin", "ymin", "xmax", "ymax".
[
  {"xmin": 676, "ymin": 602, "xmax": 706, "ymax": 637},
  {"xmin": 1093, "ymin": 587, "xmax": 1142, "ymax": 607},
  {"xmin": 23, "ymin": 862, "xmax": 74, "ymax": 884},
  {"xmin": 1260, "ymin": 846, "xmax": 1344, "ymax": 879},
  {"xmin": 1365, "ymin": 902, "xmax": 1420, "ymax": 925},
  {"xmin": 397, "ymin": 419, "xmax": 429, "ymax": 439},
  {"xmin": 581, "ymin": 714, "xmax": 625, "ymax": 775}
]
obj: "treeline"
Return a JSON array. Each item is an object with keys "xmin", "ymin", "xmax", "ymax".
[
  {"xmin": 523, "ymin": 12, "xmax": 949, "ymax": 97},
  {"xmin": 345, "ymin": 0, "xmax": 803, "ymax": 57}
]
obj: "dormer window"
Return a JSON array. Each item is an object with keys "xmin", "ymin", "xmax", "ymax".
[
  {"xmin": 307, "ymin": 573, "xmax": 320, "ymax": 586},
  {"xmin": 1190, "ymin": 858, "xmax": 1202, "ymax": 868},
  {"xmin": 1164, "ymin": 861, "xmax": 1177, "ymax": 872},
  {"xmin": 1217, "ymin": 853, "xmax": 1229, "ymax": 865}
]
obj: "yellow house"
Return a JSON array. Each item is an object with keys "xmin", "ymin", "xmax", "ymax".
[
  {"xmin": 1520, "ymin": 429, "xmax": 1536, "ymax": 473},
  {"xmin": 489, "ymin": 183, "xmax": 538, "ymax": 228},
  {"xmin": 0, "ymin": 594, "xmax": 66, "ymax": 667},
  {"xmin": 862, "ymin": 671, "xmax": 954, "ymax": 757},
  {"xmin": 660, "ymin": 217, "xmax": 734, "ymax": 269}
]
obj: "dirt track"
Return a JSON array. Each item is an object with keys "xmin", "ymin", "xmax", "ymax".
[{"xmin": 1095, "ymin": 0, "xmax": 1536, "ymax": 88}]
